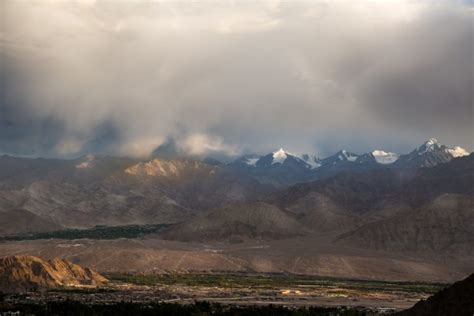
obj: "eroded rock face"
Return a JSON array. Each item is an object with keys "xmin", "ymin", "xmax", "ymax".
[
  {"xmin": 0, "ymin": 255, "xmax": 107, "ymax": 293},
  {"xmin": 124, "ymin": 158, "xmax": 216, "ymax": 177}
]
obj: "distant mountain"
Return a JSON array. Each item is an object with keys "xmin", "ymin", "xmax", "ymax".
[
  {"xmin": 164, "ymin": 153, "xmax": 474, "ymax": 249},
  {"xmin": 228, "ymin": 154, "xmax": 262, "ymax": 168},
  {"xmin": 279, "ymin": 153, "xmax": 474, "ymax": 216},
  {"xmin": 255, "ymin": 148, "xmax": 310, "ymax": 168},
  {"xmin": 0, "ymin": 141, "xmax": 470, "ymax": 236},
  {"xmin": 227, "ymin": 149, "xmax": 317, "ymax": 187},
  {"xmin": 227, "ymin": 139, "xmax": 469, "ymax": 184},
  {"xmin": 396, "ymin": 273, "xmax": 474, "ymax": 316},
  {"xmin": 321, "ymin": 149, "xmax": 359, "ymax": 165},
  {"xmin": 337, "ymin": 194, "xmax": 474, "ymax": 253},
  {"xmin": 394, "ymin": 138, "xmax": 469, "ymax": 168},
  {"xmin": 0, "ymin": 255, "xmax": 107, "ymax": 293},
  {"xmin": 229, "ymin": 150, "xmax": 321, "ymax": 170}
]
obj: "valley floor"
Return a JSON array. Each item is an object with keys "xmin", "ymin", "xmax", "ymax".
[
  {"xmin": 0, "ymin": 234, "xmax": 471, "ymax": 283},
  {"xmin": 1, "ymin": 271, "xmax": 444, "ymax": 314}
]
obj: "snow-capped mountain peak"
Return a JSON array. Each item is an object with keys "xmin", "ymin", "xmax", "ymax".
[
  {"xmin": 371, "ymin": 150, "xmax": 399, "ymax": 164},
  {"xmin": 244, "ymin": 148, "xmax": 321, "ymax": 169},
  {"xmin": 272, "ymin": 148, "xmax": 289, "ymax": 164},
  {"xmin": 413, "ymin": 138, "xmax": 469, "ymax": 158},
  {"xmin": 417, "ymin": 138, "xmax": 441, "ymax": 154},
  {"xmin": 270, "ymin": 148, "xmax": 322, "ymax": 168}
]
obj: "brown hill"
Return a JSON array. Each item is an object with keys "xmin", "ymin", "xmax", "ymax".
[
  {"xmin": 163, "ymin": 202, "xmax": 308, "ymax": 242},
  {"xmin": 0, "ymin": 157, "xmax": 272, "ymax": 233},
  {"xmin": 0, "ymin": 209, "xmax": 60, "ymax": 236},
  {"xmin": 0, "ymin": 255, "xmax": 107, "ymax": 293},
  {"xmin": 272, "ymin": 153, "xmax": 474, "ymax": 216},
  {"xmin": 336, "ymin": 194, "xmax": 474, "ymax": 252},
  {"xmin": 396, "ymin": 273, "xmax": 474, "ymax": 316}
]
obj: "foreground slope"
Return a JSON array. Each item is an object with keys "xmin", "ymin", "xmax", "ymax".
[{"xmin": 396, "ymin": 274, "xmax": 474, "ymax": 316}]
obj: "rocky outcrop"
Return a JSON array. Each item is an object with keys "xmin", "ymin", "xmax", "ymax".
[{"xmin": 0, "ymin": 255, "xmax": 107, "ymax": 293}]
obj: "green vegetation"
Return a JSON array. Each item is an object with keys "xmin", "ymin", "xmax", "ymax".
[
  {"xmin": 0, "ymin": 224, "xmax": 171, "ymax": 241},
  {"xmin": 105, "ymin": 272, "xmax": 447, "ymax": 294},
  {"xmin": 0, "ymin": 301, "xmax": 371, "ymax": 316}
]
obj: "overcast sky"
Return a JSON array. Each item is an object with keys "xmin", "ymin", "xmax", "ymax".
[{"xmin": 1, "ymin": 0, "xmax": 472, "ymax": 158}]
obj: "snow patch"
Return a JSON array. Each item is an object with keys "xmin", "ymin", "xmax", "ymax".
[
  {"xmin": 341, "ymin": 150, "xmax": 358, "ymax": 162},
  {"xmin": 372, "ymin": 150, "xmax": 399, "ymax": 164},
  {"xmin": 446, "ymin": 146, "xmax": 469, "ymax": 158},
  {"xmin": 347, "ymin": 156, "xmax": 357, "ymax": 162},
  {"xmin": 245, "ymin": 157, "xmax": 259, "ymax": 166},
  {"xmin": 298, "ymin": 154, "xmax": 321, "ymax": 169},
  {"xmin": 75, "ymin": 155, "xmax": 95, "ymax": 169}
]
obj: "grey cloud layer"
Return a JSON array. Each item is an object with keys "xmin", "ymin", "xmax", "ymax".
[{"xmin": 1, "ymin": 0, "xmax": 472, "ymax": 158}]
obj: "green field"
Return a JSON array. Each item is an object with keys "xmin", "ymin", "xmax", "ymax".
[{"xmin": 0, "ymin": 224, "xmax": 171, "ymax": 241}]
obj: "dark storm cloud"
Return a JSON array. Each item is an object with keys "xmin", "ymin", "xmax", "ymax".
[
  {"xmin": 0, "ymin": 0, "xmax": 472, "ymax": 158},
  {"xmin": 354, "ymin": 7, "xmax": 473, "ymax": 150}
]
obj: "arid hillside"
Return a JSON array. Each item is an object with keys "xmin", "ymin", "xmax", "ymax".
[{"xmin": 0, "ymin": 255, "xmax": 107, "ymax": 293}]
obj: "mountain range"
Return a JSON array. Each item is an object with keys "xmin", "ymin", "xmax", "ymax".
[
  {"xmin": 0, "ymin": 138, "xmax": 472, "ymax": 281},
  {"xmin": 0, "ymin": 138, "xmax": 470, "ymax": 233},
  {"xmin": 226, "ymin": 138, "xmax": 469, "ymax": 187}
]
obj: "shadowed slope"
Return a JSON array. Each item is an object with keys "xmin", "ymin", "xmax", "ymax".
[{"xmin": 396, "ymin": 274, "xmax": 474, "ymax": 316}]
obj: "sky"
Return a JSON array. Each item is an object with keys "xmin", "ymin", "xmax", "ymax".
[{"xmin": 1, "ymin": 0, "xmax": 473, "ymax": 159}]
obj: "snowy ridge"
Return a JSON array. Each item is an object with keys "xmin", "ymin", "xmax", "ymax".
[
  {"xmin": 272, "ymin": 149, "xmax": 322, "ymax": 169},
  {"xmin": 298, "ymin": 154, "xmax": 322, "ymax": 169},
  {"xmin": 231, "ymin": 139, "xmax": 469, "ymax": 171}
]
